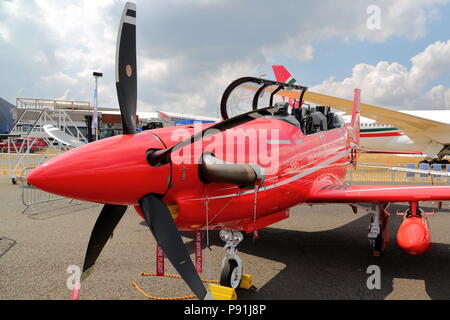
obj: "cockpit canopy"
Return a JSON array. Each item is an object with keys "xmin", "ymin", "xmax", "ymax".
[
  {"xmin": 220, "ymin": 77, "xmax": 307, "ymax": 120},
  {"xmin": 220, "ymin": 77, "xmax": 344, "ymax": 135}
]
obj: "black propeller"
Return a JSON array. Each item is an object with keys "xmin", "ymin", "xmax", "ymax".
[
  {"xmin": 81, "ymin": 204, "xmax": 128, "ymax": 279},
  {"xmin": 115, "ymin": 2, "xmax": 137, "ymax": 134},
  {"xmin": 81, "ymin": 2, "xmax": 137, "ymax": 281},
  {"xmin": 140, "ymin": 194, "xmax": 207, "ymax": 299},
  {"xmin": 80, "ymin": 2, "xmax": 207, "ymax": 300}
]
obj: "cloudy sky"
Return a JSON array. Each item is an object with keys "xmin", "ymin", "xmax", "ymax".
[{"xmin": 0, "ymin": 0, "xmax": 450, "ymax": 116}]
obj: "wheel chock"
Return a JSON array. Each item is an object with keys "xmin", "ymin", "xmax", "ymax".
[
  {"xmin": 239, "ymin": 273, "xmax": 253, "ymax": 290},
  {"xmin": 209, "ymin": 284, "xmax": 237, "ymax": 300}
]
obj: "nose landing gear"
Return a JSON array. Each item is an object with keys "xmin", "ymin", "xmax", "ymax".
[{"xmin": 219, "ymin": 229, "xmax": 244, "ymax": 288}]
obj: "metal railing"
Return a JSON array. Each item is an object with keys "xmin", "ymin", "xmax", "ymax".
[
  {"xmin": 0, "ymin": 236, "xmax": 16, "ymax": 258},
  {"xmin": 345, "ymin": 163, "xmax": 450, "ymax": 185},
  {"xmin": 20, "ymin": 167, "xmax": 65, "ymax": 214},
  {"xmin": 16, "ymin": 98, "xmax": 91, "ymax": 110},
  {"xmin": 0, "ymin": 153, "xmax": 58, "ymax": 178}
]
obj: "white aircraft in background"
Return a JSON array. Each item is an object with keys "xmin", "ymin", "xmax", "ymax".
[
  {"xmin": 105, "ymin": 110, "xmax": 219, "ymax": 122},
  {"xmin": 272, "ymin": 65, "xmax": 450, "ymax": 165},
  {"xmin": 43, "ymin": 110, "xmax": 220, "ymax": 148}
]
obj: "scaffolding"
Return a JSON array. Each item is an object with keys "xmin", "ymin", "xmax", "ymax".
[
  {"xmin": 16, "ymin": 98, "xmax": 91, "ymax": 110},
  {"xmin": 0, "ymin": 98, "xmax": 90, "ymax": 182}
]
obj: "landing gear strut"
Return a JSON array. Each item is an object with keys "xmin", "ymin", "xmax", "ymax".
[
  {"xmin": 368, "ymin": 203, "xmax": 390, "ymax": 256},
  {"xmin": 219, "ymin": 229, "xmax": 244, "ymax": 288}
]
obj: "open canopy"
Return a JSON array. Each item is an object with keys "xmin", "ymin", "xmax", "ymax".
[{"xmin": 220, "ymin": 77, "xmax": 308, "ymax": 120}]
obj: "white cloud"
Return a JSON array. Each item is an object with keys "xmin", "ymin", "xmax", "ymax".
[
  {"xmin": 0, "ymin": 23, "xmax": 11, "ymax": 42},
  {"xmin": 410, "ymin": 40, "xmax": 450, "ymax": 86},
  {"xmin": 40, "ymin": 72, "xmax": 77, "ymax": 87},
  {"xmin": 354, "ymin": 0, "xmax": 449, "ymax": 42},
  {"xmin": 312, "ymin": 40, "xmax": 450, "ymax": 109},
  {"xmin": 139, "ymin": 57, "xmax": 170, "ymax": 83},
  {"xmin": 425, "ymin": 85, "xmax": 450, "ymax": 109}
]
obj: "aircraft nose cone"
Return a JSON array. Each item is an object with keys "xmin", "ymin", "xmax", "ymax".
[
  {"xmin": 27, "ymin": 166, "xmax": 47, "ymax": 188},
  {"xmin": 27, "ymin": 133, "xmax": 170, "ymax": 205}
]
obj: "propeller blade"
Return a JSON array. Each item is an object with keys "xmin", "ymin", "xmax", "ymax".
[
  {"xmin": 147, "ymin": 105, "xmax": 278, "ymax": 166},
  {"xmin": 82, "ymin": 204, "xmax": 128, "ymax": 278},
  {"xmin": 115, "ymin": 2, "xmax": 137, "ymax": 134},
  {"xmin": 140, "ymin": 194, "xmax": 207, "ymax": 300}
]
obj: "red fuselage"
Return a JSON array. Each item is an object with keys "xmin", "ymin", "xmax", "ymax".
[{"xmin": 28, "ymin": 118, "xmax": 351, "ymax": 232}]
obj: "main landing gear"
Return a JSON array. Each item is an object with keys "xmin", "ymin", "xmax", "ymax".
[
  {"xmin": 368, "ymin": 203, "xmax": 390, "ymax": 256},
  {"xmin": 219, "ymin": 229, "xmax": 244, "ymax": 288}
]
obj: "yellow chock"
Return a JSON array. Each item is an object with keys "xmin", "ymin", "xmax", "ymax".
[
  {"xmin": 209, "ymin": 284, "xmax": 237, "ymax": 300},
  {"xmin": 239, "ymin": 274, "xmax": 253, "ymax": 290}
]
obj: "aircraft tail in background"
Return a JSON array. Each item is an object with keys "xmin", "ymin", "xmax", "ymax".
[
  {"xmin": 272, "ymin": 65, "xmax": 300, "ymax": 108},
  {"xmin": 272, "ymin": 65, "xmax": 298, "ymax": 85}
]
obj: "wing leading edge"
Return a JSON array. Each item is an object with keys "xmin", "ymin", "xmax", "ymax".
[
  {"xmin": 307, "ymin": 184, "xmax": 450, "ymax": 203},
  {"xmin": 276, "ymin": 89, "xmax": 450, "ymax": 156}
]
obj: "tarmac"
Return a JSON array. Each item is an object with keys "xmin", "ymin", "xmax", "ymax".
[{"xmin": 1, "ymin": 175, "xmax": 450, "ymax": 300}]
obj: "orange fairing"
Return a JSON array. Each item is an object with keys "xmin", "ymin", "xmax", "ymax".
[{"xmin": 397, "ymin": 216, "xmax": 431, "ymax": 255}]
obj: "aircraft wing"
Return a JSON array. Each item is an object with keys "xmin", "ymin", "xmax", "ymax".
[
  {"xmin": 43, "ymin": 124, "xmax": 85, "ymax": 148},
  {"xmin": 306, "ymin": 184, "xmax": 450, "ymax": 203},
  {"xmin": 277, "ymin": 89, "xmax": 450, "ymax": 153}
]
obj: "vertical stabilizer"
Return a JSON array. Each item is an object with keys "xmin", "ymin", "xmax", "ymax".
[
  {"xmin": 272, "ymin": 65, "xmax": 298, "ymax": 84},
  {"xmin": 351, "ymin": 88, "xmax": 361, "ymax": 147},
  {"xmin": 272, "ymin": 65, "xmax": 300, "ymax": 108}
]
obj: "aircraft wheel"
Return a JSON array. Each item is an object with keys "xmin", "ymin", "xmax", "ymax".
[{"xmin": 220, "ymin": 259, "xmax": 241, "ymax": 288}]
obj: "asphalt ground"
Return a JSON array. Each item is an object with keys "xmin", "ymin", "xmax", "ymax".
[{"xmin": 1, "ymin": 176, "xmax": 450, "ymax": 300}]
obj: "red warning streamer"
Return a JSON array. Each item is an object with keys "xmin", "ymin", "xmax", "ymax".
[
  {"xmin": 156, "ymin": 244, "xmax": 164, "ymax": 276},
  {"xmin": 195, "ymin": 231, "xmax": 202, "ymax": 274}
]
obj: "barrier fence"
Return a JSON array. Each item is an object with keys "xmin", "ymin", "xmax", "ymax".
[
  {"xmin": 0, "ymin": 153, "xmax": 58, "ymax": 179},
  {"xmin": 0, "ymin": 236, "xmax": 16, "ymax": 258},
  {"xmin": 20, "ymin": 167, "xmax": 65, "ymax": 214},
  {"xmin": 345, "ymin": 163, "xmax": 450, "ymax": 185}
]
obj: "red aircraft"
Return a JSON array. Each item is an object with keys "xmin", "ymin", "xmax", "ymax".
[{"xmin": 28, "ymin": 2, "xmax": 450, "ymax": 300}]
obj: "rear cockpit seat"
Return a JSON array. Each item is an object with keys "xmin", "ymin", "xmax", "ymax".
[
  {"xmin": 268, "ymin": 102, "xmax": 343, "ymax": 134},
  {"xmin": 269, "ymin": 102, "xmax": 301, "ymax": 129}
]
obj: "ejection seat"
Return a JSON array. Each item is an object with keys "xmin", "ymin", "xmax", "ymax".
[
  {"xmin": 270, "ymin": 102, "xmax": 301, "ymax": 129},
  {"xmin": 309, "ymin": 108, "xmax": 328, "ymax": 133},
  {"xmin": 300, "ymin": 107, "xmax": 312, "ymax": 134}
]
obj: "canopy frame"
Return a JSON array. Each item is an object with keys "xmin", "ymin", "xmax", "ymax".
[{"xmin": 220, "ymin": 77, "xmax": 308, "ymax": 120}]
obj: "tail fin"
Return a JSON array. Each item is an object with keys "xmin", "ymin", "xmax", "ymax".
[
  {"xmin": 350, "ymin": 88, "xmax": 361, "ymax": 168},
  {"xmin": 351, "ymin": 88, "xmax": 361, "ymax": 147},
  {"xmin": 272, "ymin": 65, "xmax": 298, "ymax": 85},
  {"xmin": 272, "ymin": 65, "xmax": 300, "ymax": 108}
]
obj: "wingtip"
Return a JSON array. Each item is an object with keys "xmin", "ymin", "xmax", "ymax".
[{"xmin": 125, "ymin": 2, "xmax": 136, "ymax": 11}]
